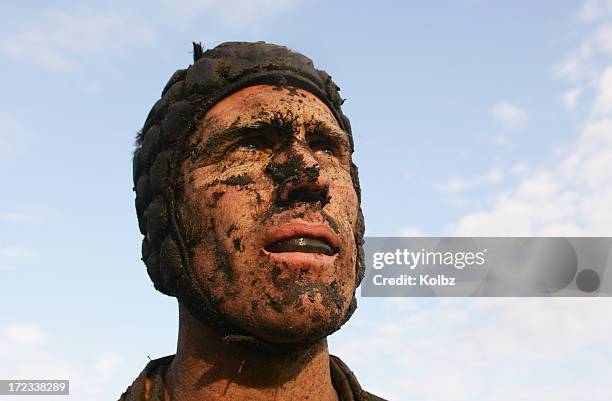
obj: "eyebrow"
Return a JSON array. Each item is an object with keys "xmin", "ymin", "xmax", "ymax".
[
  {"xmin": 188, "ymin": 118, "xmax": 352, "ymax": 165},
  {"xmin": 306, "ymin": 120, "xmax": 352, "ymax": 151},
  {"xmin": 203, "ymin": 123, "xmax": 276, "ymax": 154},
  {"xmin": 189, "ymin": 122, "xmax": 286, "ymax": 163}
]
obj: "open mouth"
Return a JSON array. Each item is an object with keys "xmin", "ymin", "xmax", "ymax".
[
  {"xmin": 262, "ymin": 221, "xmax": 341, "ymax": 258},
  {"xmin": 265, "ymin": 236, "xmax": 339, "ymax": 256}
]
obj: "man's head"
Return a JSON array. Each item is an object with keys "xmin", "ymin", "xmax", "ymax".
[{"xmin": 133, "ymin": 42, "xmax": 365, "ymax": 347}]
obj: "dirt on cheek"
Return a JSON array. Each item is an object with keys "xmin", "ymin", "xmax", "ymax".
[
  {"xmin": 203, "ymin": 174, "xmax": 255, "ymax": 190},
  {"xmin": 265, "ymin": 292, "xmax": 284, "ymax": 313},
  {"xmin": 209, "ymin": 224, "xmax": 236, "ymax": 282},
  {"xmin": 222, "ymin": 174, "xmax": 254, "ymax": 186}
]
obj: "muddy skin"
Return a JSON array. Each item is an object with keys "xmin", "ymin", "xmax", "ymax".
[
  {"xmin": 253, "ymin": 189, "xmax": 263, "ymax": 204},
  {"xmin": 273, "ymin": 260, "xmax": 342, "ymax": 326},
  {"xmin": 257, "ymin": 203, "xmax": 340, "ymax": 240},
  {"xmin": 265, "ymin": 292, "xmax": 284, "ymax": 313},
  {"xmin": 265, "ymin": 154, "xmax": 329, "ymax": 206},
  {"xmin": 270, "ymin": 265, "xmax": 282, "ymax": 280},
  {"xmin": 267, "ymin": 259, "xmax": 344, "ymax": 330},
  {"xmin": 221, "ymin": 334, "xmax": 276, "ymax": 353},
  {"xmin": 322, "ymin": 211, "xmax": 340, "ymax": 235},
  {"xmin": 170, "ymin": 312, "xmax": 333, "ymax": 389},
  {"xmin": 173, "ymin": 86, "xmax": 359, "ymax": 351},
  {"xmin": 188, "ymin": 110, "xmax": 299, "ymax": 166},
  {"xmin": 265, "ymin": 153, "xmax": 307, "ymax": 184},
  {"xmin": 225, "ymin": 224, "xmax": 238, "ymax": 238},
  {"xmin": 212, "ymin": 191, "xmax": 225, "ymax": 202},
  {"xmin": 201, "ymin": 174, "xmax": 255, "ymax": 191},
  {"xmin": 260, "ymin": 114, "xmax": 345, "ymax": 208},
  {"xmin": 214, "ymin": 231, "xmax": 236, "ymax": 282},
  {"xmin": 175, "ymin": 204, "xmax": 206, "ymax": 249},
  {"xmin": 163, "ymin": 309, "xmax": 338, "ymax": 401},
  {"xmin": 222, "ymin": 174, "xmax": 254, "ymax": 186}
]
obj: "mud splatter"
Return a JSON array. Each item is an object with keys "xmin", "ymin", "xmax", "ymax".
[
  {"xmin": 265, "ymin": 154, "xmax": 307, "ymax": 184},
  {"xmin": 214, "ymin": 242, "xmax": 235, "ymax": 282},
  {"xmin": 209, "ymin": 191, "xmax": 225, "ymax": 207},
  {"xmin": 222, "ymin": 174, "xmax": 253, "ymax": 186},
  {"xmin": 225, "ymin": 224, "xmax": 238, "ymax": 238},
  {"xmin": 265, "ymin": 293, "xmax": 283, "ymax": 313},
  {"xmin": 271, "ymin": 265, "xmax": 281, "ymax": 280},
  {"xmin": 322, "ymin": 212, "xmax": 340, "ymax": 234},
  {"xmin": 201, "ymin": 174, "xmax": 254, "ymax": 191}
]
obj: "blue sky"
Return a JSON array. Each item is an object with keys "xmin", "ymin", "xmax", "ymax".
[{"xmin": 1, "ymin": 1, "xmax": 612, "ymax": 400}]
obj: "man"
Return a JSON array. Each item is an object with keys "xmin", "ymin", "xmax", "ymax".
[{"xmin": 121, "ymin": 41, "xmax": 384, "ymax": 401}]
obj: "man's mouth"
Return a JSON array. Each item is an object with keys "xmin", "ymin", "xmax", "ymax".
[
  {"xmin": 265, "ymin": 236, "xmax": 338, "ymax": 256},
  {"xmin": 262, "ymin": 221, "xmax": 341, "ymax": 257}
]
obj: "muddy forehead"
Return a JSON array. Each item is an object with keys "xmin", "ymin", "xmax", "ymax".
[{"xmin": 200, "ymin": 84, "xmax": 340, "ymax": 136}]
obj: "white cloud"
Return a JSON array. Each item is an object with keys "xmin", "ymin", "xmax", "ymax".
[
  {"xmin": 0, "ymin": 1, "xmax": 304, "ymax": 71},
  {"xmin": 554, "ymin": 16, "xmax": 612, "ymax": 84},
  {"xmin": 563, "ymin": 87, "xmax": 583, "ymax": 110},
  {"xmin": 2, "ymin": 324, "xmax": 47, "ymax": 346},
  {"xmin": 336, "ymin": 298, "xmax": 612, "ymax": 401},
  {"xmin": 0, "ymin": 9, "xmax": 156, "ymax": 71},
  {"xmin": 592, "ymin": 23, "xmax": 612, "ymax": 54},
  {"xmin": 435, "ymin": 168, "xmax": 504, "ymax": 193},
  {"xmin": 580, "ymin": 0, "xmax": 612, "ymax": 21},
  {"xmin": 95, "ymin": 352, "xmax": 126, "ymax": 374},
  {"xmin": 0, "ymin": 246, "xmax": 33, "ymax": 258},
  {"xmin": 491, "ymin": 101, "xmax": 528, "ymax": 130},
  {"xmin": 553, "ymin": 44, "xmax": 596, "ymax": 83},
  {"xmin": 0, "ymin": 211, "xmax": 41, "ymax": 223},
  {"xmin": 0, "ymin": 323, "xmax": 128, "ymax": 401},
  {"xmin": 461, "ymin": 136, "xmax": 609, "ymax": 234},
  {"xmin": 491, "ymin": 135, "xmax": 509, "ymax": 146},
  {"xmin": 451, "ymin": 2, "xmax": 612, "ymax": 237},
  {"xmin": 448, "ymin": 143, "xmax": 605, "ymax": 235},
  {"xmin": 510, "ymin": 162, "xmax": 528, "ymax": 175},
  {"xmin": 592, "ymin": 66, "xmax": 612, "ymax": 115},
  {"xmin": 0, "ymin": 246, "xmax": 34, "ymax": 271}
]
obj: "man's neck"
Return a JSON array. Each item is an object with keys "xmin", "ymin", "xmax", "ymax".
[{"xmin": 165, "ymin": 304, "xmax": 340, "ymax": 401}]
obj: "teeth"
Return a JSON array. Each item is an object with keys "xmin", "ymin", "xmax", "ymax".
[{"xmin": 266, "ymin": 236, "xmax": 337, "ymax": 255}]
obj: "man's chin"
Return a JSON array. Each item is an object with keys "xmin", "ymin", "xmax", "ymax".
[
  {"xmin": 247, "ymin": 319, "xmax": 341, "ymax": 344},
  {"xmin": 180, "ymin": 296, "xmax": 346, "ymax": 344},
  {"xmin": 226, "ymin": 300, "xmax": 350, "ymax": 345}
]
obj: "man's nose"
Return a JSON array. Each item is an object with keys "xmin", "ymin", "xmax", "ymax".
[{"xmin": 266, "ymin": 142, "xmax": 331, "ymax": 206}]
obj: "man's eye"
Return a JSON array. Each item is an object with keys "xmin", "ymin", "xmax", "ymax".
[
  {"xmin": 235, "ymin": 136, "xmax": 269, "ymax": 151},
  {"xmin": 309, "ymin": 140, "xmax": 337, "ymax": 157}
]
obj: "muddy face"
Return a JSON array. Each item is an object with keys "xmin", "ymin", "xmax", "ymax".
[{"xmin": 178, "ymin": 85, "xmax": 359, "ymax": 343}]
